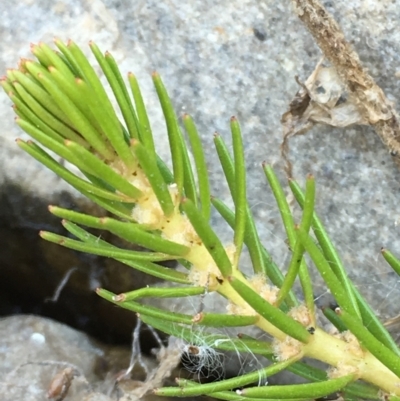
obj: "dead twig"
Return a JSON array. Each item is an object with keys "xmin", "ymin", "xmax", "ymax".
[{"xmin": 283, "ymin": 0, "xmax": 400, "ymax": 176}]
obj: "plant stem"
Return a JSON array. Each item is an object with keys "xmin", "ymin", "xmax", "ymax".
[{"xmin": 303, "ymin": 328, "xmax": 400, "ymax": 394}]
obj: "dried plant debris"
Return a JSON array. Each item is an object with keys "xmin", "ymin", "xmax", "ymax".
[
  {"xmin": 281, "ymin": 59, "xmax": 371, "ymax": 176},
  {"xmin": 282, "ymin": 0, "xmax": 400, "ymax": 176},
  {"xmin": 115, "ymin": 336, "xmax": 183, "ymax": 401},
  {"xmin": 102, "ymin": 320, "xmax": 183, "ymax": 400}
]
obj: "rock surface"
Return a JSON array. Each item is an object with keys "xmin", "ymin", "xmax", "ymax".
[
  {"xmin": 1, "ymin": 0, "xmax": 400, "ymax": 350},
  {"xmin": 0, "ymin": 315, "xmax": 183, "ymax": 401},
  {"xmin": 0, "ymin": 315, "xmax": 104, "ymax": 401}
]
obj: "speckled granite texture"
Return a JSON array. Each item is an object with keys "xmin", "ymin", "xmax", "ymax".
[{"xmin": 1, "ymin": 0, "xmax": 400, "ymax": 321}]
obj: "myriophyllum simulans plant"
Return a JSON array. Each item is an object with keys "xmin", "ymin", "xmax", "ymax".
[{"xmin": 2, "ymin": 40, "xmax": 400, "ymax": 400}]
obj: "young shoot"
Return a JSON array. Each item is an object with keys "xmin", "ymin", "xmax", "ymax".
[{"xmin": 2, "ymin": 40, "xmax": 400, "ymax": 401}]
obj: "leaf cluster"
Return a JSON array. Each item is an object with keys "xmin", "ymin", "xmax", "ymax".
[{"xmin": 2, "ymin": 41, "xmax": 400, "ymax": 400}]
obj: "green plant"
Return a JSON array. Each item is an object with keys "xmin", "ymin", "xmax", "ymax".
[{"xmin": 2, "ymin": 40, "xmax": 400, "ymax": 400}]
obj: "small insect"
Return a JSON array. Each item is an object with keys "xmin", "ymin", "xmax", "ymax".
[
  {"xmin": 47, "ymin": 367, "xmax": 75, "ymax": 401},
  {"xmin": 307, "ymin": 326, "xmax": 316, "ymax": 334}
]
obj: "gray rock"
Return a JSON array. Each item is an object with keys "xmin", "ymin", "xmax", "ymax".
[
  {"xmin": 1, "ymin": 0, "xmax": 400, "ymax": 364},
  {"xmin": 0, "ymin": 315, "xmax": 103, "ymax": 401},
  {"xmin": 0, "ymin": 315, "xmax": 183, "ymax": 401}
]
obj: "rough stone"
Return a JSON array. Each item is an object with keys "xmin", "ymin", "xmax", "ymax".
[
  {"xmin": 0, "ymin": 315, "xmax": 183, "ymax": 401},
  {"xmin": 0, "ymin": 315, "xmax": 104, "ymax": 401}
]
